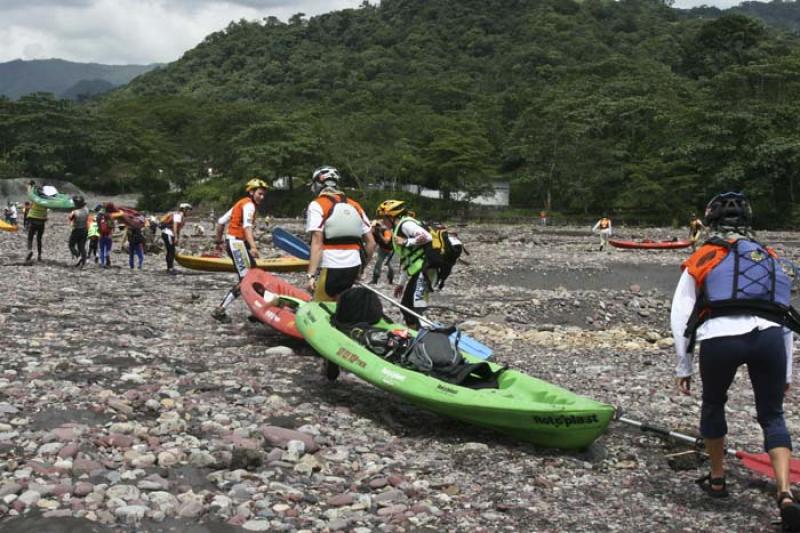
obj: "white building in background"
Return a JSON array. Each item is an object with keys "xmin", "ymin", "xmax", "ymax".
[{"xmin": 401, "ymin": 181, "xmax": 509, "ymax": 206}]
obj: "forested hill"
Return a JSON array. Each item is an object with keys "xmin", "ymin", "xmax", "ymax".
[
  {"xmin": 3, "ymin": 0, "xmax": 800, "ymax": 225},
  {"xmin": 688, "ymin": 1, "xmax": 800, "ymax": 34},
  {"xmin": 0, "ymin": 59, "xmax": 158, "ymax": 100}
]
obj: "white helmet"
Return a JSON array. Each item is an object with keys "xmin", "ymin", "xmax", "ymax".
[
  {"xmin": 179, "ymin": 203, "xmax": 192, "ymax": 211},
  {"xmin": 311, "ymin": 166, "xmax": 341, "ymax": 195}
]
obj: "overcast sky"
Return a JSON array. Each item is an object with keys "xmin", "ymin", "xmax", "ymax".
[{"xmin": 0, "ymin": 0, "xmax": 746, "ymax": 65}]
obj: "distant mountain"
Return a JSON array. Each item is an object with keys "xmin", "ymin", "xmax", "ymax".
[
  {"xmin": 0, "ymin": 59, "xmax": 160, "ymax": 100},
  {"xmin": 683, "ymin": 1, "xmax": 800, "ymax": 34}
]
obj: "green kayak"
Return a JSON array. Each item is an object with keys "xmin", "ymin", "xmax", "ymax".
[
  {"xmin": 28, "ymin": 185, "xmax": 75, "ymax": 210},
  {"xmin": 296, "ymin": 302, "xmax": 614, "ymax": 449}
]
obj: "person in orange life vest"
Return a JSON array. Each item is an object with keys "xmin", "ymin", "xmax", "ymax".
[
  {"xmin": 211, "ymin": 179, "xmax": 269, "ymax": 323},
  {"xmin": 370, "ymin": 215, "xmax": 395, "ymax": 285},
  {"xmin": 592, "ymin": 215, "xmax": 612, "ymax": 251},
  {"xmin": 671, "ymin": 192, "xmax": 800, "ymax": 528},
  {"xmin": 688, "ymin": 213, "xmax": 705, "ymax": 251},
  {"xmin": 160, "ymin": 203, "xmax": 192, "ymax": 274},
  {"xmin": 305, "ymin": 166, "xmax": 375, "ymax": 302}
]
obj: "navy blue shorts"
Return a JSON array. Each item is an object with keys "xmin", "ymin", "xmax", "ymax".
[{"xmin": 699, "ymin": 327, "xmax": 791, "ymax": 451}]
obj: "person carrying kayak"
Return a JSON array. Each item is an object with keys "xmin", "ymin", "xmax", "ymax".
[
  {"xmin": 160, "ymin": 203, "xmax": 192, "ymax": 274},
  {"xmin": 592, "ymin": 215, "xmax": 612, "ymax": 251},
  {"xmin": 376, "ymin": 199, "xmax": 436, "ymax": 328},
  {"xmin": 671, "ymin": 192, "xmax": 800, "ymax": 529},
  {"xmin": 25, "ymin": 182, "xmax": 48, "ymax": 263},
  {"xmin": 304, "ymin": 166, "xmax": 375, "ymax": 301},
  {"xmin": 370, "ymin": 215, "xmax": 395, "ymax": 285},
  {"xmin": 67, "ymin": 195, "xmax": 89, "ymax": 268},
  {"xmin": 211, "ymin": 178, "xmax": 269, "ymax": 323},
  {"xmin": 97, "ymin": 203, "xmax": 115, "ymax": 268},
  {"xmin": 124, "ymin": 223, "xmax": 145, "ymax": 270},
  {"xmin": 688, "ymin": 213, "xmax": 705, "ymax": 251}
]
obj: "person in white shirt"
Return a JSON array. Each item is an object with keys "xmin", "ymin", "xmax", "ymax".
[
  {"xmin": 671, "ymin": 192, "xmax": 800, "ymax": 528},
  {"xmin": 304, "ymin": 166, "xmax": 375, "ymax": 302},
  {"xmin": 160, "ymin": 203, "xmax": 192, "ymax": 274},
  {"xmin": 591, "ymin": 216, "xmax": 612, "ymax": 251}
]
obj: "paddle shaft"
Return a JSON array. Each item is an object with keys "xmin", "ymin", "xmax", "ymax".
[
  {"xmin": 619, "ymin": 416, "xmax": 746, "ymax": 459},
  {"xmin": 356, "ymin": 282, "xmax": 436, "ymax": 327}
]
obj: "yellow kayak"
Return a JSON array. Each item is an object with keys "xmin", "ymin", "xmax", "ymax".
[
  {"xmin": 0, "ymin": 220, "xmax": 18, "ymax": 232},
  {"xmin": 175, "ymin": 253, "xmax": 308, "ymax": 273}
]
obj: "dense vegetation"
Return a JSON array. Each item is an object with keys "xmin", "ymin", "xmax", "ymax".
[{"xmin": 1, "ymin": 0, "xmax": 800, "ymax": 225}]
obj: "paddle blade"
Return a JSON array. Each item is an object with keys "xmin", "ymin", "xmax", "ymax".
[
  {"xmin": 272, "ymin": 228, "xmax": 310, "ymax": 260},
  {"xmin": 734, "ymin": 450, "xmax": 800, "ymax": 483}
]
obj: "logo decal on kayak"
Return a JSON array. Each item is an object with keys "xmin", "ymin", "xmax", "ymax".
[
  {"xmin": 436, "ymin": 384, "xmax": 458, "ymax": 395},
  {"xmin": 532, "ymin": 414, "xmax": 599, "ymax": 427},
  {"xmin": 381, "ymin": 368, "xmax": 406, "ymax": 383},
  {"xmin": 336, "ymin": 347, "xmax": 366, "ymax": 369}
]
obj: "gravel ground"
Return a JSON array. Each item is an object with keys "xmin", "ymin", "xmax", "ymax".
[{"xmin": 0, "ymin": 214, "xmax": 799, "ymax": 532}]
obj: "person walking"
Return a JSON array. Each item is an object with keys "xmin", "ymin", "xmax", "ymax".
[
  {"xmin": 97, "ymin": 203, "xmax": 115, "ymax": 268},
  {"xmin": 25, "ymin": 183, "xmax": 48, "ymax": 263},
  {"xmin": 125, "ymin": 224, "xmax": 145, "ymax": 270},
  {"xmin": 160, "ymin": 203, "xmax": 192, "ymax": 274},
  {"xmin": 671, "ymin": 192, "xmax": 800, "ymax": 530},
  {"xmin": 688, "ymin": 213, "xmax": 705, "ymax": 251},
  {"xmin": 370, "ymin": 216, "xmax": 394, "ymax": 285},
  {"xmin": 211, "ymin": 179, "xmax": 269, "ymax": 322},
  {"xmin": 592, "ymin": 215, "xmax": 612, "ymax": 251},
  {"xmin": 87, "ymin": 206, "xmax": 101, "ymax": 263},
  {"xmin": 376, "ymin": 199, "xmax": 435, "ymax": 329},
  {"xmin": 304, "ymin": 166, "xmax": 375, "ymax": 302},
  {"xmin": 67, "ymin": 195, "xmax": 89, "ymax": 267}
]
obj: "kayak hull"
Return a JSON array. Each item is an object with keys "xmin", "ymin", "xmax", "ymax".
[
  {"xmin": 240, "ymin": 269, "xmax": 310, "ymax": 339},
  {"xmin": 28, "ymin": 188, "xmax": 75, "ymax": 210},
  {"xmin": 0, "ymin": 220, "xmax": 18, "ymax": 232},
  {"xmin": 175, "ymin": 253, "xmax": 308, "ymax": 273},
  {"xmin": 111, "ymin": 206, "xmax": 146, "ymax": 229},
  {"xmin": 609, "ymin": 239, "xmax": 692, "ymax": 250},
  {"xmin": 296, "ymin": 302, "xmax": 614, "ymax": 449}
]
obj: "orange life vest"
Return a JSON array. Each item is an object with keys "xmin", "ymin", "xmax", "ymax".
[
  {"xmin": 160, "ymin": 211, "xmax": 186, "ymax": 232},
  {"xmin": 227, "ymin": 197, "xmax": 254, "ymax": 240}
]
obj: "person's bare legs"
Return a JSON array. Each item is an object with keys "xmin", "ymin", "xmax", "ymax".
[{"xmin": 705, "ymin": 436, "xmax": 726, "ymax": 490}]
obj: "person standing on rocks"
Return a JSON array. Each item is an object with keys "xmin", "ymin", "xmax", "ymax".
[
  {"xmin": 688, "ymin": 213, "xmax": 705, "ymax": 251},
  {"xmin": 160, "ymin": 203, "xmax": 192, "ymax": 274},
  {"xmin": 211, "ymin": 179, "xmax": 269, "ymax": 323},
  {"xmin": 304, "ymin": 166, "xmax": 374, "ymax": 301},
  {"xmin": 97, "ymin": 203, "xmax": 115, "ymax": 268},
  {"xmin": 592, "ymin": 215, "xmax": 612, "ymax": 251},
  {"xmin": 87, "ymin": 205, "xmax": 101, "ymax": 263},
  {"xmin": 671, "ymin": 191, "xmax": 800, "ymax": 529},
  {"xmin": 377, "ymin": 199, "xmax": 434, "ymax": 329},
  {"xmin": 125, "ymin": 223, "xmax": 145, "ymax": 270},
  {"xmin": 67, "ymin": 195, "xmax": 89, "ymax": 267},
  {"xmin": 25, "ymin": 183, "xmax": 48, "ymax": 263},
  {"xmin": 370, "ymin": 215, "xmax": 394, "ymax": 285}
]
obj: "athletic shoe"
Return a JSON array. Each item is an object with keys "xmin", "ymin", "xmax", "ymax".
[
  {"xmin": 211, "ymin": 308, "xmax": 231, "ymax": 323},
  {"xmin": 25, "ymin": 251, "xmax": 33, "ymax": 262}
]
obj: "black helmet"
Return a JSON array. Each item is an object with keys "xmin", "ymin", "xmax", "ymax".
[
  {"xmin": 72, "ymin": 195, "xmax": 85, "ymax": 208},
  {"xmin": 704, "ymin": 192, "xmax": 752, "ymax": 228}
]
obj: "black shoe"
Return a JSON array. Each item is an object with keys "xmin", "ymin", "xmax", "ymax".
[
  {"xmin": 211, "ymin": 308, "xmax": 231, "ymax": 323},
  {"xmin": 25, "ymin": 251, "xmax": 33, "ymax": 262},
  {"xmin": 324, "ymin": 360, "xmax": 340, "ymax": 381}
]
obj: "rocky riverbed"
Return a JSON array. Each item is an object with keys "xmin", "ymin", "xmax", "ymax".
[{"xmin": 1, "ymin": 214, "xmax": 799, "ymax": 532}]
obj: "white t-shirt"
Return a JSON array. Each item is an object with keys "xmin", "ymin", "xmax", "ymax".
[
  {"xmin": 671, "ymin": 268, "xmax": 793, "ymax": 381},
  {"xmin": 218, "ymin": 202, "xmax": 256, "ymax": 241},
  {"xmin": 305, "ymin": 198, "xmax": 370, "ymax": 268}
]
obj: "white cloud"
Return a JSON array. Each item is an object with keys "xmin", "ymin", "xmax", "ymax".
[{"xmin": 0, "ymin": 0, "xmax": 366, "ymax": 64}]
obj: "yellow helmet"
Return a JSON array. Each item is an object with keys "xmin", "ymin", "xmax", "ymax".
[
  {"xmin": 377, "ymin": 199, "xmax": 406, "ymax": 218},
  {"xmin": 245, "ymin": 178, "xmax": 269, "ymax": 192}
]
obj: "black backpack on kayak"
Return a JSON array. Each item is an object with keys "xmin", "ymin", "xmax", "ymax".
[{"xmin": 333, "ymin": 286, "xmax": 383, "ymax": 328}]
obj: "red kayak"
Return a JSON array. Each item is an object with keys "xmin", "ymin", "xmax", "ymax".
[
  {"xmin": 110, "ymin": 206, "xmax": 146, "ymax": 229},
  {"xmin": 240, "ymin": 269, "xmax": 310, "ymax": 339},
  {"xmin": 609, "ymin": 239, "xmax": 693, "ymax": 250}
]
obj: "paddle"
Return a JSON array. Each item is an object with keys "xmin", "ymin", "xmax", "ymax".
[
  {"xmin": 356, "ymin": 282, "xmax": 493, "ymax": 361},
  {"xmin": 271, "ymin": 227, "xmax": 310, "ymax": 260},
  {"xmin": 617, "ymin": 415, "xmax": 800, "ymax": 483}
]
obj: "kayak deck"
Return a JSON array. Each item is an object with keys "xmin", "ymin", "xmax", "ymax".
[
  {"xmin": 296, "ymin": 302, "xmax": 614, "ymax": 449},
  {"xmin": 175, "ymin": 253, "xmax": 308, "ymax": 273}
]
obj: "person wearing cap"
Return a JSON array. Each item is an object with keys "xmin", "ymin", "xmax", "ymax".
[
  {"xmin": 67, "ymin": 195, "xmax": 90, "ymax": 267},
  {"xmin": 160, "ymin": 203, "xmax": 192, "ymax": 274},
  {"xmin": 305, "ymin": 166, "xmax": 375, "ymax": 301},
  {"xmin": 211, "ymin": 179, "xmax": 269, "ymax": 322},
  {"xmin": 671, "ymin": 191, "xmax": 800, "ymax": 528},
  {"xmin": 25, "ymin": 182, "xmax": 48, "ymax": 263}
]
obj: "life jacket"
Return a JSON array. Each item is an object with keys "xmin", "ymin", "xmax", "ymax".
[
  {"xmin": 315, "ymin": 193, "xmax": 365, "ymax": 251},
  {"xmin": 598, "ymin": 218, "xmax": 610, "ymax": 230},
  {"xmin": 226, "ymin": 197, "xmax": 254, "ymax": 240},
  {"xmin": 28, "ymin": 202, "xmax": 48, "ymax": 221},
  {"xmin": 372, "ymin": 222, "xmax": 393, "ymax": 252},
  {"xmin": 87, "ymin": 215, "xmax": 99, "ymax": 239},
  {"xmin": 683, "ymin": 237, "xmax": 800, "ymax": 340},
  {"xmin": 160, "ymin": 211, "xmax": 186, "ymax": 232},
  {"xmin": 97, "ymin": 212, "xmax": 112, "ymax": 236},
  {"xmin": 393, "ymin": 216, "xmax": 428, "ymax": 276}
]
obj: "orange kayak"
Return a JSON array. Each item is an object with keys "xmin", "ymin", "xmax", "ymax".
[{"xmin": 175, "ymin": 253, "xmax": 308, "ymax": 273}]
